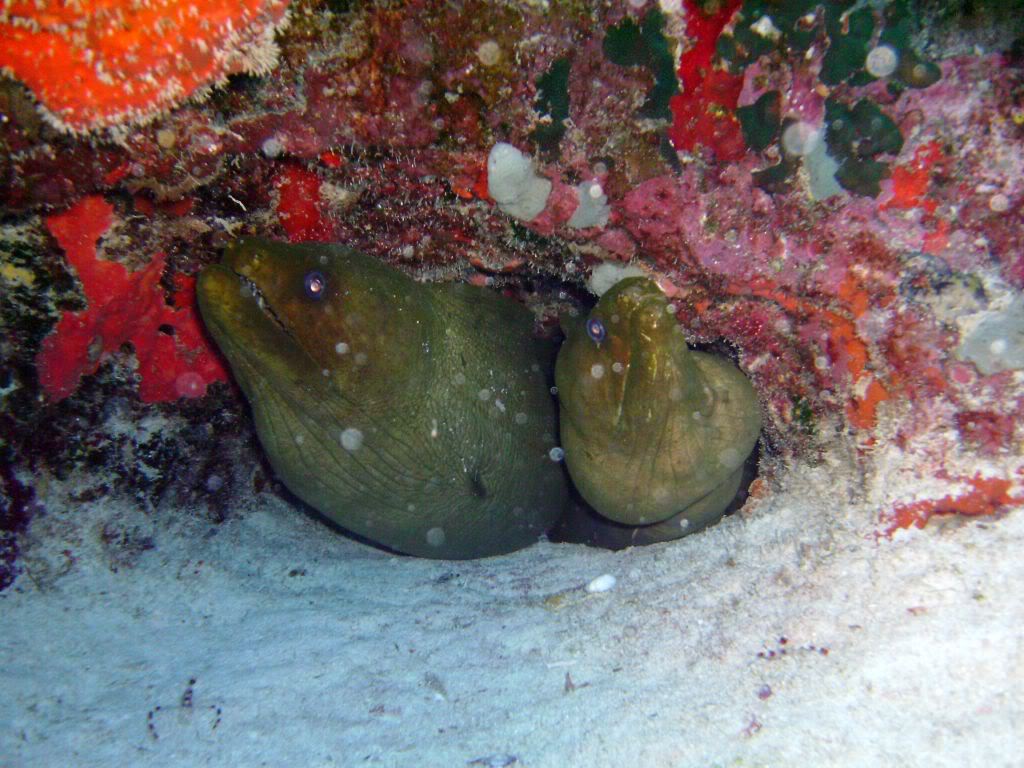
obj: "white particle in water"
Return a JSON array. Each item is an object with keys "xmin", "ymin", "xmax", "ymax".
[
  {"xmin": 340, "ymin": 427, "xmax": 364, "ymax": 451},
  {"xmin": 261, "ymin": 136, "xmax": 284, "ymax": 158},
  {"xmin": 612, "ymin": 362, "xmax": 624, "ymax": 374},
  {"xmin": 426, "ymin": 527, "xmax": 446, "ymax": 547},
  {"xmin": 335, "ymin": 342, "xmax": 349, "ymax": 355},
  {"xmin": 865, "ymin": 44, "xmax": 899, "ymax": 78},
  {"xmin": 719, "ymin": 447, "xmax": 740, "ymax": 468},
  {"xmin": 548, "ymin": 447, "xmax": 565, "ymax": 462},
  {"xmin": 781, "ymin": 121, "xmax": 820, "ymax": 157},
  {"xmin": 590, "ymin": 363, "xmax": 605, "ymax": 379},
  {"xmin": 294, "ymin": 434, "xmax": 305, "ymax": 445},
  {"xmin": 989, "ymin": 193, "xmax": 1011, "ymax": 213},
  {"xmin": 476, "ymin": 40, "xmax": 502, "ymax": 67}
]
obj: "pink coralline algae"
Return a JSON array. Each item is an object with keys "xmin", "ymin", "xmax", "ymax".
[
  {"xmin": 35, "ymin": 196, "xmax": 228, "ymax": 403},
  {"xmin": 226, "ymin": 8, "xmax": 441, "ymax": 159}
]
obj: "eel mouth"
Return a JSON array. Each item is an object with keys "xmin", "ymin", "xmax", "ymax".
[
  {"xmin": 233, "ymin": 269, "xmax": 292, "ymax": 337},
  {"xmin": 196, "ymin": 263, "xmax": 300, "ymax": 369}
]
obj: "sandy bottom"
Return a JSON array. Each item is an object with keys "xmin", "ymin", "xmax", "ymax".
[{"xmin": 2, "ymin": 461, "xmax": 1021, "ymax": 768}]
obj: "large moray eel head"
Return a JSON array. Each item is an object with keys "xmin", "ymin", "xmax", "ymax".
[
  {"xmin": 556, "ymin": 277, "xmax": 762, "ymax": 532},
  {"xmin": 197, "ymin": 237, "xmax": 431, "ymax": 405}
]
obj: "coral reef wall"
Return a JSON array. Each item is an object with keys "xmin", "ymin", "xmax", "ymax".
[{"xmin": 2, "ymin": 0, "xmax": 1023, "ymax": 584}]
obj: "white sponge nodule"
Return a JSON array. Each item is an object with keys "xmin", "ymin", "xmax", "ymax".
[
  {"xmin": 588, "ymin": 262, "xmax": 648, "ymax": 296},
  {"xmin": 568, "ymin": 180, "xmax": 610, "ymax": 229},
  {"xmin": 487, "ymin": 142, "xmax": 552, "ymax": 222}
]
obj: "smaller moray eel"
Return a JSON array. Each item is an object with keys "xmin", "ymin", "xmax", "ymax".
[
  {"xmin": 554, "ymin": 277, "xmax": 761, "ymax": 547},
  {"xmin": 197, "ymin": 238, "xmax": 567, "ymax": 559}
]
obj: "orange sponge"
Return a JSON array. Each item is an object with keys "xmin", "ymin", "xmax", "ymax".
[{"xmin": 0, "ymin": 0, "xmax": 290, "ymax": 132}]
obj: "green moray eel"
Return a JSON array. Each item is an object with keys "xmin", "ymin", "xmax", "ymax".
[
  {"xmin": 554, "ymin": 277, "xmax": 761, "ymax": 547},
  {"xmin": 197, "ymin": 238, "xmax": 567, "ymax": 559}
]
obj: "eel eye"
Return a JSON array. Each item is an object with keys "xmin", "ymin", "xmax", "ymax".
[
  {"xmin": 586, "ymin": 317, "xmax": 606, "ymax": 343},
  {"xmin": 304, "ymin": 270, "xmax": 327, "ymax": 300}
]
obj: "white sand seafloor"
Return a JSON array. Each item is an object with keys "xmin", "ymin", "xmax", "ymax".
[{"xmin": 1, "ymin": 458, "xmax": 1022, "ymax": 768}]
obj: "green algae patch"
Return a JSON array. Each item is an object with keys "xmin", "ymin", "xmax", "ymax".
[
  {"xmin": 603, "ymin": 8, "xmax": 678, "ymax": 121},
  {"xmin": 824, "ymin": 98, "xmax": 903, "ymax": 197},
  {"xmin": 737, "ymin": 90, "xmax": 782, "ymax": 152},
  {"xmin": 821, "ymin": 6, "xmax": 875, "ymax": 86},
  {"xmin": 531, "ymin": 57, "xmax": 572, "ymax": 158}
]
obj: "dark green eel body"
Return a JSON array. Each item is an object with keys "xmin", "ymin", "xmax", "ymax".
[{"xmin": 198, "ymin": 239, "xmax": 761, "ymax": 558}]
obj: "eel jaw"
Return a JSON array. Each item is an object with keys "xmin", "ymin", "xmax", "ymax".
[
  {"xmin": 233, "ymin": 269, "xmax": 294, "ymax": 340},
  {"xmin": 196, "ymin": 264, "xmax": 315, "ymax": 390}
]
